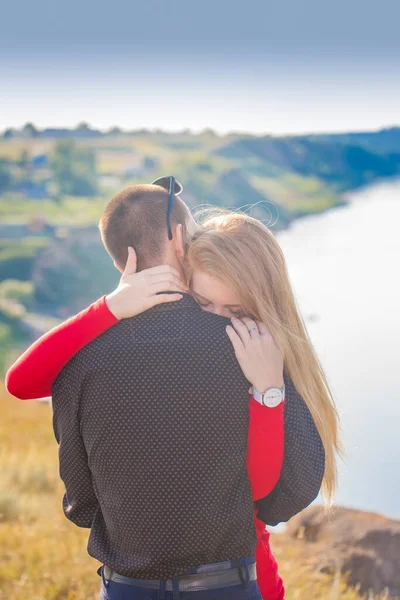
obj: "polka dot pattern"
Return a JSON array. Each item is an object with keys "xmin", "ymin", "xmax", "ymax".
[
  {"xmin": 52, "ymin": 294, "xmax": 257, "ymax": 579},
  {"xmin": 52, "ymin": 292, "xmax": 325, "ymax": 579}
]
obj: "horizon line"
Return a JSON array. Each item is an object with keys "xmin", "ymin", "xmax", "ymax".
[{"xmin": 2, "ymin": 122, "xmax": 400, "ymax": 139}]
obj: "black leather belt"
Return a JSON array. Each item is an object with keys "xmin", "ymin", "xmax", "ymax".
[{"xmin": 102, "ymin": 561, "xmax": 257, "ymax": 592}]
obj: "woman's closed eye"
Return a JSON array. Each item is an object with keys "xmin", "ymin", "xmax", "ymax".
[
  {"xmin": 192, "ymin": 290, "xmax": 245, "ymax": 318},
  {"xmin": 196, "ymin": 300, "xmax": 210, "ymax": 308},
  {"xmin": 197, "ymin": 302, "xmax": 244, "ymax": 319}
]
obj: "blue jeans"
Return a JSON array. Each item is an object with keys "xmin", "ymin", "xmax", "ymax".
[{"xmin": 99, "ymin": 558, "xmax": 262, "ymax": 600}]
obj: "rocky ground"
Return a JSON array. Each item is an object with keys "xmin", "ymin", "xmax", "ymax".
[{"xmin": 278, "ymin": 505, "xmax": 400, "ymax": 598}]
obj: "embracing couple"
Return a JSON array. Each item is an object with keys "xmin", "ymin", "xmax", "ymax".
[{"xmin": 6, "ymin": 176, "xmax": 342, "ymax": 600}]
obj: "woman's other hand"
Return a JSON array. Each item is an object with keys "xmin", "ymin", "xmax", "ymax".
[
  {"xmin": 105, "ymin": 247, "xmax": 188, "ymax": 320},
  {"xmin": 226, "ymin": 316, "xmax": 284, "ymax": 392}
]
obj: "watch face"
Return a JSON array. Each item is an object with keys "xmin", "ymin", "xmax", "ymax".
[{"xmin": 262, "ymin": 388, "xmax": 283, "ymax": 408}]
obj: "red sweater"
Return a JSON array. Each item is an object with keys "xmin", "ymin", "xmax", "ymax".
[{"xmin": 5, "ymin": 296, "xmax": 285, "ymax": 599}]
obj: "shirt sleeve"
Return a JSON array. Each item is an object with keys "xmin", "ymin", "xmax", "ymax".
[
  {"xmin": 247, "ymin": 399, "xmax": 286, "ymax": 599},
  {"xmin": 5, "ymin": 295, "xmax": 119, "ymax": 400},
  {"xmin": 52, "ymin": 358, "xmax": 99, "ymax": 528},
  {"xmin": 246, "ymin": 397, "xmax": 285, "ymax": 501},
  {"xmin": 254, "ymin": 514, "xmax": 285, "ymax": 600},
  {"xmin": 254, "ymin": 367, "xmax": 325, "ymax": 526}
]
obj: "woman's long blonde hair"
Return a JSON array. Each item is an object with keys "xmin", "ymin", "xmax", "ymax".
[{"xmin": 185, "ymin": 209, "xmax": 343, "ymax": 505}]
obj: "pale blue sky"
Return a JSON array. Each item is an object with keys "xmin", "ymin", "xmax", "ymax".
[{"xmin": 1, "ymin": 0, "xmax": 399, "ymax": 135}]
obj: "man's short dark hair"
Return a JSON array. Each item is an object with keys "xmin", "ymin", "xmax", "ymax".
[{"xmin": 99, "ymin": 184, "xmax": 193, "ymax": 271}]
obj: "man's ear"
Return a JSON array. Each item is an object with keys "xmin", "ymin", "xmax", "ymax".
[
  {"xmin": 173, "ymin": 223, "xmax": 186, "ymax": 261},
  {"xmin": 113, "ymin": 260, "xmax": 124, "ymax": 274}
]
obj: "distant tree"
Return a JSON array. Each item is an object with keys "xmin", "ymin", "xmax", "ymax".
[
  {"xmin": 200, "ymin": 128, "xmax": 217, "ymax": 136},
  {"xmin": 0, "ymin": 158, "xmax": 12, "ymax": 192},
  {"xmin": 131, "ymin": 128, "xmax": 150, "ymax": 135},
  {"xmin": 23, "ymin": 122, "xmax": 39, "ymax": 138},
  {"xmin": 79, "ymin": 146, "xmax": 96, "ymax": 173},
  {"xmin": 75, "ymin": 122, "xmax": 91, "ymax": 136},
  {"xmin": 18, "ymin": 150, "xmax": 30, "ymax": 169},
  {"xmin": 143, "ymin": 156, "xmax": 159, "ymax": 171},
  {"xmin": 3, "ymin": 128, "xmax": 14, "ymax": 139},
  {"xmin": 107, "ymin": 126, "xmax": 123, "ymax": 136},
  {"xmin": 50, "ymin": 139, "xmax": 98, "ymax": 197},
  {"xmin": 74, "ymin": 122, "xmax": 102, "ymax": 138}
]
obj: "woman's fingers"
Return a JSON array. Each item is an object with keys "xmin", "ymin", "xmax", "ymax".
[
  {"xmin": 255, "ymin": 319, "xmax": 283, "ymax": 353},
  {"xmin": 107, "ymin": 261, "xmax": 186, "ymax": 320},
  {"xmin": 150, "ymin": 278, "xmax": 187, "ymax": 294},
  {"xmin": 240, "ymin": 316, "xmax": 260, "ymax": 338},
  {"xmin": 145, "ymin": 265, "xmax": 183, "ymax": 278},
  {"xmin": 146, "ymin": 267, "xmax": 188, "ymax": 293},
  {"xmin": 230, "ymin": 317, "xmax": 253, "ymax": 344},
  {"xmin": 226, "ymin": 316, "xmax": 284, "ymax": 392},
  {"xmin": 256, "ymin": 320, "xmax": 270, "ymax": 337},
  {"xmin": 225, "ymin": 325, "xmax": 245, "ymax": 356},
  {"xmin": 149, "ymin": 293, "xmax": 184, "ymax": 307},
  {"xmin": 153, "ymin": 274, "xmax": 187, "ymax": 291},
  {"xmin": 123, "ymin": 246, "xmax": 138, "ymax": 276}
]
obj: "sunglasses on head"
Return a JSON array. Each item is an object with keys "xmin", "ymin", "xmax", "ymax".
[{"xmin": 151, "ymin": 176, "xmax": 183, "ymax": 241}]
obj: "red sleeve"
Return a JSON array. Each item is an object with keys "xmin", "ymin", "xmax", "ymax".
[
  {"xmin": 255, "ymin": 513, "xmax": 285, "ymax": 600},
  {"xmin": 247, "ymin": 399, "xmax": 285, "ymax": 598},
  {"xmin": 5, "ymin": 295, "xmax": 119, "ymax": 400},
  {"xmin": 246, "ymin": 397, "xmax": 285, "ymax": 501}
]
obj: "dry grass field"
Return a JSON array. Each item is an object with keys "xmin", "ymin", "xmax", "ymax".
[{"xmin": 0, "ymin": 384, "xmax": 390, "ymax": 599}]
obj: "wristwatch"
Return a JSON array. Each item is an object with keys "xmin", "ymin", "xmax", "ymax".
[{"xmin": 251, "ymin": 384, "xmax": 285, "ymax": 408}]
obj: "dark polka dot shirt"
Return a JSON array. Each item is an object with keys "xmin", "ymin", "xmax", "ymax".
[{"xmin": 52, "ymin": 293, "xmax": 324, "ymax": 579}]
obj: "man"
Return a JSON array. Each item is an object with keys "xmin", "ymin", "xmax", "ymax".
[{"xmin": 52, "ymin": 177, "xmax": 325, "ymax": 599}]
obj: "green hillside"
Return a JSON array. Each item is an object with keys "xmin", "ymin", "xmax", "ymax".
[{"xmin": 1, "ymin": 124, "xmax": 400, "ymax": 374}]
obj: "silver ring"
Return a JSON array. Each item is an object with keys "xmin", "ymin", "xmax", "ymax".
[{"xmin": 249, "ymin": 327, "xmax": 258, "ymax": 332}]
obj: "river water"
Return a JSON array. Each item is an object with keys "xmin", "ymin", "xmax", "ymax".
[{"xmin": 275, "ymin": 178, "xmax": 400, "ymax": 520}]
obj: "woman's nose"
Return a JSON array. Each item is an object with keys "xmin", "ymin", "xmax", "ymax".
[{"xmin": 210, "ymin": 306, "xmax": 225, "ymax": 317}]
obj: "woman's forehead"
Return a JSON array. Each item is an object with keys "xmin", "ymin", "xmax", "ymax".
[{"xmin": 191, "ymin": 270, "xmax": 241, "ymax": 306}]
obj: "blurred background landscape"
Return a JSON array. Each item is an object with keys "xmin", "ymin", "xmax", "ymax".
[
  {"xmin": 1, "ymin": 0, "xmax": 400, "ymax": 598},
  {"xmin": 2, "ymin": 123, "xmax": 400, "ymax": 374}
]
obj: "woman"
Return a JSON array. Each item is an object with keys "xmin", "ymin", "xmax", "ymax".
[
  {"xmin": 187, "ymin": 210, "xmax": 342, "ymax": 503},
  {"xmin": 6, "ymin": 210, "xmax": 341, "ymax": 598}
]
